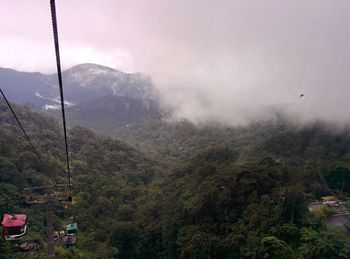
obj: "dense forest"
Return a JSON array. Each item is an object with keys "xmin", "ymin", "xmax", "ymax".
[{"xmin": 1, "ymin": 100, "xmax": 350, "ymax": 258}]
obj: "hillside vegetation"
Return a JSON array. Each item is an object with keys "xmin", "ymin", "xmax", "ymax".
[{"xmin": 1, "ymin": 100, "xmax": 350, "ymax": 258}]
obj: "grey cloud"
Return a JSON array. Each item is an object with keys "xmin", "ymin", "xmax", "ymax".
[{"xmin": 1, "ymin": 0, "xmax": 350, "ymax": 125}]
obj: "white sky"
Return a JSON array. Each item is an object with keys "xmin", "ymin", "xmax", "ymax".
[{"xmin": 1, "ymin": 0, "xmax": 350, "ymax": 125}]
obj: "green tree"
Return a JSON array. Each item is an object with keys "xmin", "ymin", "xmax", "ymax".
[
  {"xmin": 255, "ymin": 236, "xmax": 295, "ymax": 259},
  {"xmin": 298, "ymin": 228, "xmax": 350, "ymax": 258}
]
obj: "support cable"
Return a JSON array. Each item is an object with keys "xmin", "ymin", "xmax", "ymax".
[
  {"xmin": 50, "ymin": 0, "xmax": 72, "ymax": 201},
  {"xmin": 0, "ymin": 88, "xmax": 45, "ymax": 166}
]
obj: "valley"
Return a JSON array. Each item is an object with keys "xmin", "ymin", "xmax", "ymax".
[{"xmin": 1, "ymin": 64, "xmax": 350, "ymax": 258}]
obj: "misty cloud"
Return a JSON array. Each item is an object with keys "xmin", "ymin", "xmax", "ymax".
[{"xmin": 1, "ymin": 0, "xmax": 350, "ymax": 126}]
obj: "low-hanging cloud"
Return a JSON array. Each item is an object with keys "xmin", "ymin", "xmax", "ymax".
[{"xmin": 1, "ymin": 0, "xmax": 350, "ymax": 126}]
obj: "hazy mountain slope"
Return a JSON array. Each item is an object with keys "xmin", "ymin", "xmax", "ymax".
[
  {"xmin": 63, "ymin": 64, "xmax": 156, "ymax": 102},
  {"xmin": 113, "ymin": 117, "xmax": 350, "ymax": 164},
  {"xmin": 0, "ymin": 67, "xmax": 48, "ymax": 107},
  {"xmin": 0, "ymin": 63, "xmax": 157, "ymax": 109},
  {"xmin": 61, "ymin": 95, "xmax": 159, "ymax": 133}
]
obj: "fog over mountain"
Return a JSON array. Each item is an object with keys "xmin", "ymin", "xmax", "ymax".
[
  {"xmin": 1, "ymin": 0, "xmax": 350, "ymax": 126},
  {"xmin": 0, "ymin": 64, "xmax": 156, "ymax": 108}
]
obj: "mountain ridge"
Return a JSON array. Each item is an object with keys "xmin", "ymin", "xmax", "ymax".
[{"xmin": 0, "ymin": 63, "xmax": 158, "ymax": 109}]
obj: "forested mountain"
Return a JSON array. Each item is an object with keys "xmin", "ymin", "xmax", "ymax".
[
  {"xmin": 114, "ymin": 116, "xmax": 350, "ymax": 164},
  {"xmin": 0, "ymin": 64, "xmax": 157, "ymax": 110},
  {"xmin": 0, "ymin": 100, "xmax": 163, "ymax": 258},
  {"xmin": 1, "ymin": 98, "xmax": 350, "ymax": 258},
  {"xmin": 51, "ymin": 95, "xmax": 160, "ymax": 134},
  {"xmin": 0, "ymin": 64, "xmax": 160, "ymax": 129}
]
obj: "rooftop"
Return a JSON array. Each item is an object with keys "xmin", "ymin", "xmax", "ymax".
[{"xmin": 1, "ymin": 214, "xmax": 27, "ymax": 227}]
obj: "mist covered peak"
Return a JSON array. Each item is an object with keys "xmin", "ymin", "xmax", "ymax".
[
  {"xmin": 66, "ymin": 63, "xmax": 122, "ymax": 74},
  {"xmin": 0, "ymin": 63, "xmax": 158, "ymax": 110}
]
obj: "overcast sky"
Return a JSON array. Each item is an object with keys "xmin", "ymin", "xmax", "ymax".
[{"xmin": 1, "ymin": 0, "xmax": 350, "ymax": 125}]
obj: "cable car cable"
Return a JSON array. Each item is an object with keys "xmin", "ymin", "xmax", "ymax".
[
  {"xmin": 50, "ymin": 0, "xmax": 72, "ymax": 201},
  {"xmin": 0, "ymin": 88, "xmax": 45, "ymax": 167},
  {"xmin": 0, "ymin": 88, "xmax": 60, "ymax": 187}
]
